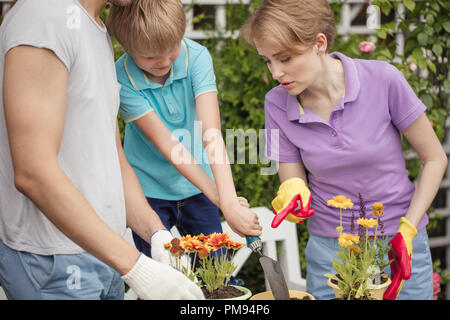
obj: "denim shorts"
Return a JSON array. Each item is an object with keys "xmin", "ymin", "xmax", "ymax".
[
  {"xmin": 132, "ymin": 193, "xmax": 223, "ymax": 258},
  {"xmin": 305, "ymin": 228, "xmax": 433, "ymax": 300},
  {"xmin": 0, "ymin": 240, "xmax": 124, "ymax": 300}
]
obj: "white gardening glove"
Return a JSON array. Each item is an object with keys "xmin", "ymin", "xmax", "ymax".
[
  {"xmin": 150, "ymin": 229, "xmax": 173, "ymax": 265},
  {"xmin": 122, "ymin": 254, "xmax": 205, "ymax": 300}
]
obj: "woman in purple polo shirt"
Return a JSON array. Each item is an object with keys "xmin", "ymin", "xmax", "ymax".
[{"xmin": 241, "ymin": 0, "xmax": 447, "ymax": 300}]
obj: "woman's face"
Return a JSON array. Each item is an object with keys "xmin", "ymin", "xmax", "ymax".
[{"xmin": 255, "ymin": 40, "xmax": 321, "ymax": 96}]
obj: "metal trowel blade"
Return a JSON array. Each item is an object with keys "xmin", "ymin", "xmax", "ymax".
[{"xmin": 259, "ymin": 255, "xmax": 290, "ymax": 300}]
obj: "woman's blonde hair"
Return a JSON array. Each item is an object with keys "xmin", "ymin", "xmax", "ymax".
[
  {"xmin": 106, "ymin": 0, "xmax": 186, "ymax": 56},
  {"xmin": 240, "ymin": 0, "xmax": 336, "ymax": 53}
]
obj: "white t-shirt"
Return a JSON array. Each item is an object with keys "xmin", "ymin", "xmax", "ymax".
[{"xmin": 0, "ymin": 0, "xmax": 126, "ymax": 254}]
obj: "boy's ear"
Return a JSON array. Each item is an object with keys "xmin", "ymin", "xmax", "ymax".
[{"xmin": 314, "ymin": 33, "xmax": 328, "ymax": 56}]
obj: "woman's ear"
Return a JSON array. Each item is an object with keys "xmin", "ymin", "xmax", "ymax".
[{"xmin": 315, "ymin": 33, "xmax": 328, "ymax": 56}]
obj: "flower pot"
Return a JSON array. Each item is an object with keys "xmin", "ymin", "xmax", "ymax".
[
  {"xmin": 327, "ymin": 276, "xmax": 391, "ymax": 300},
  {"xmin": 204, "ymin": 285, "xmax": 252, "ymax": 300},
  {"xmin": 250, "ymin": 290, "xmax": 315, "ymax": 300}
]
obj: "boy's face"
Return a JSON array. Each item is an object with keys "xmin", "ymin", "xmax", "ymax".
[{"xmin": 132, "ymin": 45, "xmax": 182, "ymax": 81}]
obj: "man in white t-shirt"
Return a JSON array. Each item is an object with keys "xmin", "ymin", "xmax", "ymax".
[{"xmin": 0, "ymin": 0, "xmax": 204, "ymax": 300}]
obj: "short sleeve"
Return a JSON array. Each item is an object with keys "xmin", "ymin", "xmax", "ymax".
[
  {"xmin": 190, "ymin": 47, "xmax": 217, "ymax": 98},
  {"xmin": 117, "ymin": 81, "xmax": 153, "ymax": 123},
  {"xmin": 386, "ymin": 64, "xmax": 426, "ymax": 131},
  {"xmin": 2, "ymin": 0, "xmax": 77, "ymax": 71},
  {"xmin": 264, "ymin": 97, "xmax": 302, "ymax": 163}
]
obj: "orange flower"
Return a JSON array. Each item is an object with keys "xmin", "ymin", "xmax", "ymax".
[
  {"xmin": 181, "ymin": 235, "xmax": 197, "ymax": 242},
  {"xmin": 349, "ymin": 245, "xmax": 361, "ymax": 256},
  {"xmin": 197, "ymin": 233, "xmax": 210, "ymax": 242},
  {"xmin": 181, "ymin": 238, "xmax": 205, "ymax": 251},
  {"xmin": 372, "ymin": 202, "xmax": 384, "ymax": 217},
  {"xmin": 163, "ymin": 242, "xmax": 171, "ymax": 250},
  {"xmin": 225, "ymin": 239, "xmax": 244, "ymax": 249},
  {"xmin": 207, "ymin": 232, "xmax": 231, "ymax": 251},
  {"xmin": 171, "ymin": 238, "xmax": 181, "ymax": 246},
  {"xmin": 169, "ymin": 245, "xmax": 184, "ymax": 256},
  {"xmin": 197, "ymin": 247, "xmax": 210, "ymax": 259}
]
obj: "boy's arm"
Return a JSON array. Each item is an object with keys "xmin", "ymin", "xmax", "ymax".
[
  {"xmin": 195, "ymin": 91, "xmax": 262, "ymax": 237},
  {"xmin": 114, "ymin": 122, "xmax": 167, "ymax": 242},
  {"xmin": 4, "ymin": 45, "xmax": 139, "ymax": 275},
  {"xmin": 133, "ymin": 112, "xmax": 220, "ymax": 206}
]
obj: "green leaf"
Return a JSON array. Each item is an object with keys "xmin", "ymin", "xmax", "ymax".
[
  {"xmin": 442, "ymin": 21, "xmax": 450, "ymax": 33},
  {"xmin": 444, "ymin": 80, "xmax": 450, "ymax": 92},
  {"xmin": 403, "ymin": 0, "xmax": 416, "ymax": 11},
  {"xmin": 432, "ymin": 44, "xmax": 443, "ymax": 58},
  {"xmin": 380, "ymin": 1, "xmax": 392, "ymax": 16},
  {"xmin": 376, "ymin": 29, "xmax": 387, "ymax": 39},
  {"xmin": 417, "ymin": 33, "xmax": 428, "ymax": 45}
]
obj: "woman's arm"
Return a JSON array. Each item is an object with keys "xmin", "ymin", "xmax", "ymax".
[
  {"xmin": 402, "ymin": 113, "xmax": 448, "ymax": 227},
  {"xmin": 195, "ymin": 91, "xmax": 262, "ymax": 237},
  {"xmin": 278, "ymin": 161, "xmax": 308, "ymax": 183}
]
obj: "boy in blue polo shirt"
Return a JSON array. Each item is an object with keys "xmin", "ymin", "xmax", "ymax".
[{"xmin": 106, "ymin": 0, "xmax": 262, "ymax": 265}]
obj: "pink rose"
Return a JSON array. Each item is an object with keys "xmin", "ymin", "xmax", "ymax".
[
  {"xmin": 409, "ymin": 63, "xmax": 418, "ymax": 72},
  {"xmin": 433, "ymin": 272, "xmax": 441, "ymax": 300},
  {"xmin": 359, "ymin": 41, "xmax": 376, "ymax": 54}
]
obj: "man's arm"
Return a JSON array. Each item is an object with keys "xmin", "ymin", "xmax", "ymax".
[{"xmin": 4, "ymin": 45, "xmax": 139, "ymax": 275}]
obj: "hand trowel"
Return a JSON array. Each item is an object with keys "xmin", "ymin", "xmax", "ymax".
[{"xmin": 246, "ymin": 235, "xmax": 290, "ymax": 300}]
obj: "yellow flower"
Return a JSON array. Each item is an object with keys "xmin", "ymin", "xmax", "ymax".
[
  {"xmin": 372, "ymin": 202, "xmax": 384, "ymax": 217},
  {"xmin": 357, "ymin": 217, "xmax": 378, "ymax": 228},
  {"xmin": 327, "ymin": 195, "xmax": 354, "ymax": 210},
  {"xmin": 338, "ymin": 233, "xmax": 360, "ymax": 248}
]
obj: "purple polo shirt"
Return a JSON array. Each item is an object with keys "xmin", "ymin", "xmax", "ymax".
[{"xmin": 265, "ymin": 52, "xmax": 428, "ymax": 237}]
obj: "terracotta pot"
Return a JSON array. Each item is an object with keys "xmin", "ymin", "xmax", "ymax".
[
  {"xmin": 327, "ymin": 276, "xmax": 391, "ymax": 300},
  {"xmin": 250, "ymin": 290, "xmax": 316, "ymax": 300},
  {"xmin": 215, "ymin": 285, "xmax": 252, "ymax": 300}
]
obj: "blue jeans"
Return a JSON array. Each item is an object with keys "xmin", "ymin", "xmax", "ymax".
[
  {"xmin": 0, "ymin": 240, "xmax": 124, "ymax": 300},
  {"xmin": 133, "ymin": 193, "xmax": 224, "ymax": 260},
  {"xmin": 305, "ymin": 228, "xmax": 433, "ymax": 300}
]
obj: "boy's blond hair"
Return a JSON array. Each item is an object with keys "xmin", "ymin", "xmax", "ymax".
[
  {"xmin": 240, "ymin": 0, "xmax": 336, "ymax": 53},
  {"xmin": 106, "ymin": 0, "xmax": 186, "ymax": 56}
]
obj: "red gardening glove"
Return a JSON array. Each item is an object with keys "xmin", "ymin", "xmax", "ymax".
[
  {"xmin": 271, "ymin": 178, "xmax": 315, "ymax": 228},
  {"xmin": 383, "ymin": 217, "xmax": 417, "ymax": 300}
]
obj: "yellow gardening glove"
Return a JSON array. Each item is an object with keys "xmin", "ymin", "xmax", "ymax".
[
  {"xmin": 271, "ymin": 178, "xmax": 314, "ymax": 228},
  {"xmin": 383, "ymin": 217, "xmax": 417, "ymax": 300}
]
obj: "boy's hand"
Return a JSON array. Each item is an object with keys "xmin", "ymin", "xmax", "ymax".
[
  {"xmin": 222, "ymin": 201, "xmax": 262, "ymax": 237},
  {"xmin": 122, "ymin": 254, "xmax": 205, "ymax": 300},
  {"xmin": 237, "ymin": 196, "xmax": 250, "ymax": 208}
]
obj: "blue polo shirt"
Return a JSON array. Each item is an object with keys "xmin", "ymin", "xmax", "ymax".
[{"xmin": 115, "ymin": 38, "xmax": 217, "ymax": 200}]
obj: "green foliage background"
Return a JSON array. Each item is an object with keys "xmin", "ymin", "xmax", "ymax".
[{"xmin": 105, "ymin": 0, "xmax": 449, "ymax": 297}]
